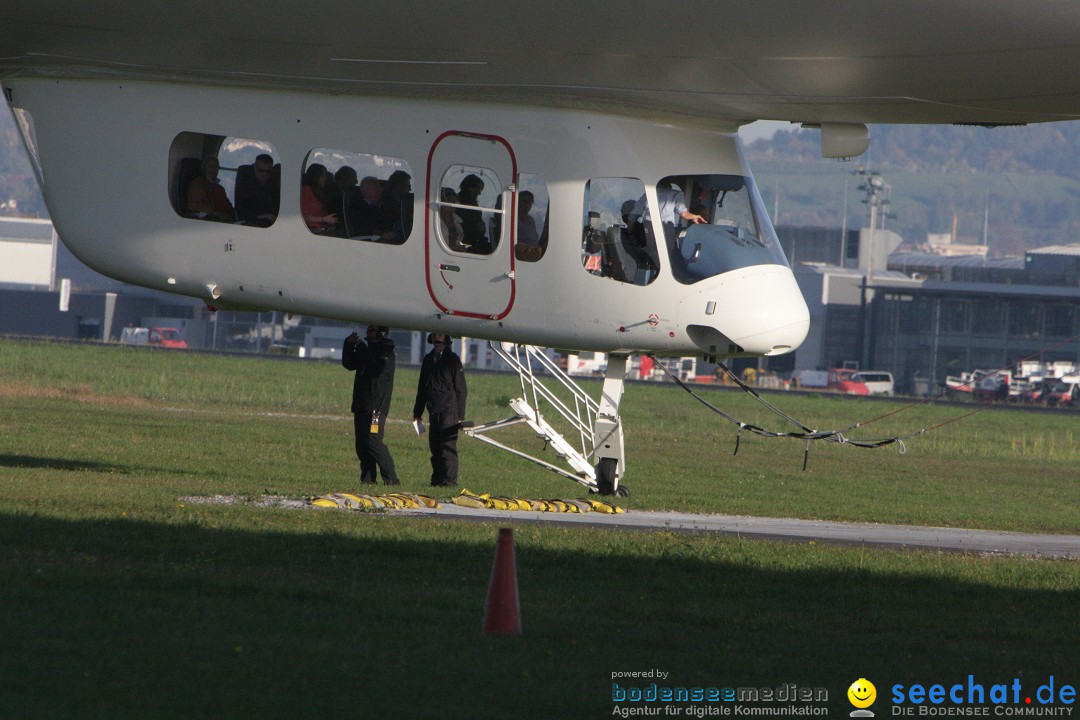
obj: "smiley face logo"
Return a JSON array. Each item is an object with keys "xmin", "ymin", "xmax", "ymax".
[{"xmin": 847, "ymin": 678, "xmax": 877, "ymax": 709}]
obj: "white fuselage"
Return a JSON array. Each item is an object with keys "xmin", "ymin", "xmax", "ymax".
[{"xmin": 5, "ymin": 78, "xmax": 809, "ymax": 356}]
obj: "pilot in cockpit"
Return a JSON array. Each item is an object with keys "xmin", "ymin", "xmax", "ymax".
[{"xmin": 627, "ymin": 179, "xmax": 706, "ymax": 250}]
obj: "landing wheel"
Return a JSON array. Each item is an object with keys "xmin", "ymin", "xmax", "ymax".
[{"xmin": 596, "ymin": 457, "xmax": 618, "ymax": 496}]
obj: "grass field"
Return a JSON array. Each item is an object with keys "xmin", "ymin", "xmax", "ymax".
[{"xmin": 1, "ymin": 338, "xmax": 1077, "ymax": 719}]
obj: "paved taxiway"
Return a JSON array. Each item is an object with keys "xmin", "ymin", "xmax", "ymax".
[
  {"xmin": 187, "ymin": 496, "xmax": 1080, "ymax": 559},
  {"xmin": 402, "ymin": 504, "xmax": 1080, "ymax": 559}
]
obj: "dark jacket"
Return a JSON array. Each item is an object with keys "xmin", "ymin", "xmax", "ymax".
[
  {"xmin": 342, "ymin": 336, "xmax": 396, "ymax": 417},
  {"xmin": 346, "ymin": 196, "xmax": 397, "ymax": 238},
  {"xmin": 234, "ymin": 165, "xmax": 280, "ymax": 227},
  {"xmin": 457, "ymin": 207, "xmax": 490, "ymax": 253},
  {"xmin": 412, "ymin": 348, "xmax": 467, "ymax": 428}
]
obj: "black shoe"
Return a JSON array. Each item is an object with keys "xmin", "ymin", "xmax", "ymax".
[
  {"xmin": 383, "ymin": 478, "xmax": 400, "ymax": 486},
  {"xmin": 360, "ymin": 478, "xmax": 377, "ymax": 485}
]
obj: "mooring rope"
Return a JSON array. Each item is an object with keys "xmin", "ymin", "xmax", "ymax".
[
  {"xmin": 654, "ymin": 325, "xmax": 1080, "ymax": 470},
  {"xmin": 655, "ymin": 360, "xmax": 979, "ymax": 470}
]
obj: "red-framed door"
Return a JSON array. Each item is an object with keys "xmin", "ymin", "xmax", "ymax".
[{"xmin": 425, "ymin": 130, "xmax": 517, "ymax": 320}]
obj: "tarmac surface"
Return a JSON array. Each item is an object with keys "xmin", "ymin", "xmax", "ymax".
[
  {"xmin": 186, "ymin": 495, "xmax": 1080, "ymax": 559},
  {"xmin": 403, "ymin": 503, "xmax": 1080, "ymax": 559}
]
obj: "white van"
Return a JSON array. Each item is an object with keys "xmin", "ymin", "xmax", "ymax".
[{"xmin": 852, "ymin": 371, "xmax": 894, "ymax": 397}]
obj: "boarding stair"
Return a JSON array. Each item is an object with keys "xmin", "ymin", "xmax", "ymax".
[{"xmin": 463, "ymin": 342, "xmax": 614, "ymax": 491}]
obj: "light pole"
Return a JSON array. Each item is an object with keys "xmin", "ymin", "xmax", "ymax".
[
  {"xmin": 855, "ymin": 167, "xmax": 892, "ymax": 282},
  {"xmin": 854, "ymin": 166, "xmax": 895, "ymax": 370}
]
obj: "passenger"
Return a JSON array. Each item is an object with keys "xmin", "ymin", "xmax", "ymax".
[
  {"xmin": 346, "ymin": 176, "xmax": 398, "ymax": 241},
  {"xmin": 186, "ymin": 155, "xmax": 235, "ymax": 222},
  {"xmin": 300, "ymin": 163, "xmax": 338, "ymax": 233},
  {"xmin": 412, "ymin": 333, "xmax": 468, "ymax": 488},
  {"xmin": 235, "ymin": 153, "xmax": 280, "ymax": 227},
  {"xmin": 457, "ymin": 174, "xmax": 490, "ymax": 254},
  {"xmin": 517, "ymin": 191, "xmax": 540, "ymax": 246},
  {"xmin": 515, "ymin": 190, "xmax": 542, "ymax": 262},
  {"xmin": 582, "ymin": 211, "xmax": 605, "ymax": 275},
  {"xmin": 385, "ymin": 170, "xmax": 413, "ymax": 242},
  {"xmin": 326, "ymin": 166, "xmax": 358, "ymax": 234},
  {"xmin": 342, "ymin": 326, "xmax": 399, "ymax": 486},
  {"xmin": 439, "ymin": 187, "xmax": 466, "ymax": 251}
]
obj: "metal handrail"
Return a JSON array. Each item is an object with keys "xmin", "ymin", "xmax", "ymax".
[{"xmin": 489, "ymin": 342, "xmax": 598, "ymax": 446}]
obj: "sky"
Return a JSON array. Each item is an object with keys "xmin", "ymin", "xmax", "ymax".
[{"xmin": 738, "ymin": 120, "xmax": 792, "ymax": 143}]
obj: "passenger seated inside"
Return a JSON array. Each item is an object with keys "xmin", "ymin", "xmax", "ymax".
[
  {"xmin": 515, "ymin": 190, "xmax": 543, "ymax": 262},
  {"xmin": 385, "ymin": 170, "xmax": 413, "ymax": 242},
  {"xmin": 617, "ymin": 198, "xmax": 659, "ymax": 282},
  {"xmin": 438, "ymin": 187, "xmax": 466, "ymax": 252},
  {"xmin": 346, "ymin": 176, "xmax": 399, "ymax": 242},
  {"xmin": 235, "ymin": 153, "xmax": 280, "ymax": 227},
  {"xmin": 300, "ymin": 163, "xmax": 338, "ymax": 233},
  {"xmin": 326, "ymin": 166, "xmax": 357, "ymax": 237},
  {"xmin": 581, "ymin": 177, "xmax": 662, "ymax": 285},
  {"xmin": 582, "ymin": 211, "xmax": 605, "ymax": 275},
  {"xmin": 456, "ymin": 174, "xmax": 491, "ymax": 254},
  {"xmin": 186, "ymin": 155, "xmax": 235, "ymax": 223},
  {"xmin": 174, "ymin": 156, "xmax": 203, "ymax": 218}
]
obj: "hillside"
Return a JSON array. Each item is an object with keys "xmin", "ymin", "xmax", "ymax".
[{"xmin": 746, "ymin": 123, "xmax": 1080, "ymax": 256}]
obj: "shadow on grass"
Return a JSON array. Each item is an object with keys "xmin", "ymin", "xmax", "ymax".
[
  {"xmin": 0, "ymin": 453, "xmax": 203, "ymax": 479},
  {"xmin": 0, "ymin": 453, "xmax": 127, "ymax": 473},
  {"xmin": 0, "ymin": 512, "xmax": 1076, "ymax": 720}
]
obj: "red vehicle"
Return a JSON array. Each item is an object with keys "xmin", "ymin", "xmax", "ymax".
[
  {"xmin": 827, "ymin": 368, "xmax": 869, "ymax": 395},
  {"xmin": 1042, "ymin": 380, "xmax": 1079, "ymax": 408},
  {"xmin": 972, "ymin": 371, "xmax": 1013, "ymax": 403},
  {"xmin": 149, "ymin": 327, "xmax": 188, "ymax": 349}
]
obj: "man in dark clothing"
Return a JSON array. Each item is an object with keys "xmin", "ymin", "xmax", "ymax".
[
  {"xmin": 235, "ymin": 153, "xmax": 280, "ymax": 227},
  {"xmin": 346, "ymin": 176, "xmax": 399, "ymax": 241},
  {"xmin": 343, "ymin": 326, "xmax": 399, "ymax": 485},
  {"xmin": 412, "ymin": 333, "xmax": 468, "ymax": 487},
  {"xmin": 456, "ymin": 174, "xmax": 490, "ymax": 254}
]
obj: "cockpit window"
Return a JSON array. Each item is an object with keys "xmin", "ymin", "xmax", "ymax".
[{"xmin": 652, "ymin": 174, "xmax": 788, "ymax": 285}]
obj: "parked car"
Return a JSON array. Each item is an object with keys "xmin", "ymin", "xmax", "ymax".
[
  {"xmin": 827, "ymin": 368, "xmax": 869, "ymax": 395},
  {"xmin": 1042, "ymin": 380, "xmax": 1079, "ymax": 408},
  {"xmin": 149, "ymin": 327, "xmax": 187, "ymax": 348},
  {"xmin": 852, "ymin": 371, "xmax": 894, "ymax": 397},
  {"xmin": 121, "ymin": 326, "xmax": 187, "ymax": 349}
]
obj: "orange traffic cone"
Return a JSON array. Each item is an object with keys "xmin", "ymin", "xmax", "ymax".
[{"xmin": 483, "ymin": 527, "xmax": 522, "ymax": 635}]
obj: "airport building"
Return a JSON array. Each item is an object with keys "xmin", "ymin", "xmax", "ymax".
[
  {"xmin": 780, "ymin": 225, "xmax": 1080, "ymax": 394},
  {"xmin": 869, "ymin": 246, "xmax": 1080, "ymax": 393},
  {"xmin": 0, "ymin": 215, "xmax": 348, "ymax": 352}
]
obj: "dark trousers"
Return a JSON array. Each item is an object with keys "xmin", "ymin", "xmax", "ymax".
[
  {"xmin": 354, "ymin": 414, "xmax": 399, "ymax": 484},
  {"xmin": 427, "ymin": 415, "xmax": 459, "ymax": 486}
]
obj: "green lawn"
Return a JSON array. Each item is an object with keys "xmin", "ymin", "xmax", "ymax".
[{"xmin": 0, "ymin": 338, "xmax": 1077, "ymax": 719}]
